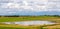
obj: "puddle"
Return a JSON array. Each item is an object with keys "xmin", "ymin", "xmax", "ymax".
[{"xmin": 2, "ymin": 21, "xmax": 56, "ymax": 26}]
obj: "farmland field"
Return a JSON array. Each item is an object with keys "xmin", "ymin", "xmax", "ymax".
[
  {"xmin": 0, "ymin": 16, "xmax": 60, "ymax": 29},
  {"xmin": 0, "ymin": 16, "xmax": 60, "ymax": 22}
]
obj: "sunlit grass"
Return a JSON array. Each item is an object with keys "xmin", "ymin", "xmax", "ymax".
[
  {"xmin": 0, "ymin": 16, "xmax": 60, "ymax": 23},
  {"xmin": 0, "ymin": 16, "xmax": 60, "ymax": 29}
]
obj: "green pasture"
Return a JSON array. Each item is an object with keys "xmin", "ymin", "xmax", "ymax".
[
  {"xmin": 0, "ymin": 16, "xmax": 60, "ymax": 23},
  {"xmin": 0, "ymin": 16, "xmax": 60, "ymax": 29}
]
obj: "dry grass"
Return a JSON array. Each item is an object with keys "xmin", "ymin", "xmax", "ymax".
[{"xmin": 43, "ymin": 24, "xmax": 60, "ymax": 29}]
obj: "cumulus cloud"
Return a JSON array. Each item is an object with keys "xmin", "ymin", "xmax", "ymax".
[
  {"xmin": 0, "ymin": 0, "xmax": 49, "ymax": 12},
  {"xmin": 0, "ymin": 0, "xmax": 60, "ymax": 15}
]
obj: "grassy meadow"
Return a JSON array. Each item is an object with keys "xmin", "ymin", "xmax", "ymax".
[{"xmin": 0, "ymin": 15, "xmax": 60, "ymax": 29}]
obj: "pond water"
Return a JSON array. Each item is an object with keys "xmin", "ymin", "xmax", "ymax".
[{"xmin": 3, "ymin": 21, "xmax": 56, "ymax": 26}]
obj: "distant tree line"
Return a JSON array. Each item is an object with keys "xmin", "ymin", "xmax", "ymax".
[
  {"xmin": 0, "ymin": 15, "xmax": 60, "ymax": 17},
  {"xmin": 43, "ymin": 15, "xmax": 60, "ymax": 17}
]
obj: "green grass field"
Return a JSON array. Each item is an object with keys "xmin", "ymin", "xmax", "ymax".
[
  {"xmin": 0, "ymin": 16, "xmax": 60, "ymax": 23},
  {"xmin": 0, "ymin": 16, "xmax": 60, "ymax": 29}
]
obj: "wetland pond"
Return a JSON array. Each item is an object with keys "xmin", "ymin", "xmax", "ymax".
[{"xmin": 2, "ymin": 21, "xmax": 56, "ymax": 26}]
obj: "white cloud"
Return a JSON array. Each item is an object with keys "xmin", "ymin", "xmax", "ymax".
[
  {"xmin": 0, "ymin": 0, "xmax": 60, "ymax": 12},
  {"xmin": 6, "ymin": 3, "xmax": 20, "ymax": 8}
]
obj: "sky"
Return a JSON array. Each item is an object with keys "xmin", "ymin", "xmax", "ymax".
[{"xmin": 0, "ymin": 0, "xmax": 60, "ymax": 16}]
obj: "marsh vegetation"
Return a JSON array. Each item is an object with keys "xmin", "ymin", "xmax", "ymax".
[{"xmin": 0, "ymin": 15, "xmax": 60, "ymax": 29}]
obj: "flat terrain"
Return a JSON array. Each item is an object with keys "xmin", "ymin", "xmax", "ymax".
[
  {"xmin": 0, "ymin": 16, "xmax": 60, "ymax": 22},
  {"xmin": 0, "ymin": 16, "xmax": 60, "ymax": 29}
]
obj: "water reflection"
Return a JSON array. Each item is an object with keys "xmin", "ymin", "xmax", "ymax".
[{"xmin": 2, "ymin": 21, "xmax": 56, "ymax": 26}]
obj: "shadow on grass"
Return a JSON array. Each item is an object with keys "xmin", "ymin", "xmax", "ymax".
[{"xmin": 0, "ymin": 27, "xmax": 28, "ymax": 29}]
